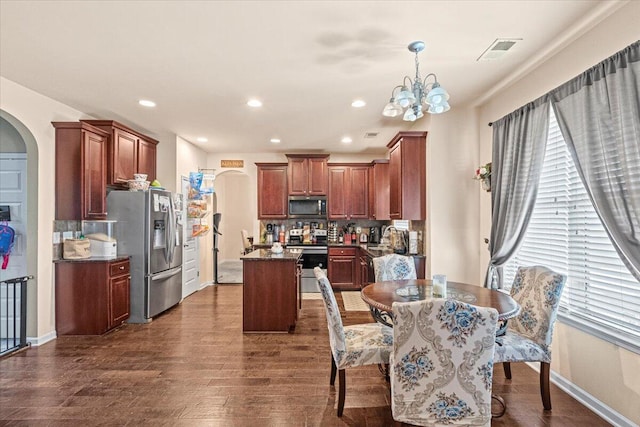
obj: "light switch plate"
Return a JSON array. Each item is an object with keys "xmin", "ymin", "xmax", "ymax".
[{"xmin": 52, "ymin": 232, "xmax": 61, "ymax": 244}]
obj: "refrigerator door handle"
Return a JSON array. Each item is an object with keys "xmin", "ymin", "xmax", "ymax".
[
  {"xmin": 163, "ymin": 207, "xmax": 171, "ymax": 263},
  {"xmin": 168, "ymin": 199, "xmax": 176, "ymax": 263},
  {"xmin": 151, "ymin": 266, "xmax": 182, "ymax": 281}
]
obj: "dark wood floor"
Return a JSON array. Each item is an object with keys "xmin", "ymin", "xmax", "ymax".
[{"xmin": 1, "ymin": 285, "xmax": 610, "ymax": 426}]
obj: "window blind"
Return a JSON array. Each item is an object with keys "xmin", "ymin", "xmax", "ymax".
[{"xmin": 503, "ymin": 109, "xmax": 640, "ymax": 349}]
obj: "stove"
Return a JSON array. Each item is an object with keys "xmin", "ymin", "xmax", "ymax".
[{"xmin": 288, "ymin": 229, "xmax": 328, "ymax": 292}]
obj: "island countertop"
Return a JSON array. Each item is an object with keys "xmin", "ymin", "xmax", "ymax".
[{"xmin": 241, "ymin": 248, "xmax": 302, "ymax": 261}]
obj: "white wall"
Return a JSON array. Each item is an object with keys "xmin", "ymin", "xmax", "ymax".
[
  {"xmin": 425, "ymin": 107, "xmax": 482, "ymax": 284},
  {"xmin": 0, "ymin": 77, "xmax": 90, "ymax": 341},
  {"xmin": 478, "ymin": 2, "xmax": 640, "ymax": 424}
]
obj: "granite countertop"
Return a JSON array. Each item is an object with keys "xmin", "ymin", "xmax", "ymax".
[
  {"xmin": 53, "ymin": 255, "xmax": 130, "ymax": 263},
  {"xmin": 241, "ymin": 248, "xmax": 303, "ymax": 261}
]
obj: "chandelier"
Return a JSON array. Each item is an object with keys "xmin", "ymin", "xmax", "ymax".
[{"xmin": 382, "ymin": 41, "xmax": 450, "ymax": 121}]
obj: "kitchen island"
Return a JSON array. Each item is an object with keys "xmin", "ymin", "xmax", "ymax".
[{"xmin": 241, "ymin": 248, "xmax": 302, "ymax": 332}]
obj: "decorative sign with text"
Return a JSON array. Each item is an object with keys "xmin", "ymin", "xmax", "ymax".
[{"xmin": 220, "ymin": 160, "xmax": 244, "ymax": 168}]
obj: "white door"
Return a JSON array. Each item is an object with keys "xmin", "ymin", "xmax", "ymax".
[
  {"xmin": 0, "ymin": 154, "xmax": 27, "ymax": 281},
  {"xmin": 0, "ymin": 154, "xmax": 27, "ymax": 350},
  {"xmin": 181, "ymin": 176, "xmax": 200, "ymax": 298}
]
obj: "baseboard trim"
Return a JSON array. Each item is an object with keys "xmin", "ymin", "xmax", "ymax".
[
  {"xmin": 525, "ymin": 362, "xmax": 636, "ymax": 427},
  {"xmin": 27, "ymin": 331, "xmax": 57, "ymax": 347}
]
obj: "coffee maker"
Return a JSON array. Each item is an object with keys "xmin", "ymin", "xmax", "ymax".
[{"xmin": 369, "ymin": 226, "xmax": 381, "ymax": 244}]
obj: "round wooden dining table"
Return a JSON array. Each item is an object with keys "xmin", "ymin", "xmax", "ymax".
[
  {"xmin": 361, "ymin": 279, "xmax": 520, "ymax": 330},
  {"xmin": 362, "ymin": 279, "xmax": 520, "ymax": 418}
]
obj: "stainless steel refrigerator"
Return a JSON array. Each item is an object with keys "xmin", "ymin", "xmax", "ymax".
[{"xmin": 107, "ymin": 188, "xmax": 183, "ymax": 323}]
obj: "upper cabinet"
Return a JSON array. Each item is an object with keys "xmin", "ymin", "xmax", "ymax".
[
  {"xmin": 387, "ymin": 131, "xmax": 427, "ymax": 220},
  {"xmin": 81, "ymin": 120, "xmax": 158, "ymax": 187},
  {"xmin": 53, "ymin": 121, "xmax": 109, "ymax": 220},
  {"xmin": 286, "ymin": 154, "xmax": 329, "ymax": 196},
  {"xmin": 256, "ymin": 163, "xmax": 288, "ymax": 219},
  {"xmin": 327, "ymin": 164, "xmax": 369, "ymax": 220},
  {"xmin": 368, "ymin": 160, "xmax": 390, "ymax": 221}
]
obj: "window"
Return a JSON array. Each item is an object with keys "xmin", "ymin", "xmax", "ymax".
[{"xmin": 503, "ymin": 108, "xmax": 640, "ymax": 353}]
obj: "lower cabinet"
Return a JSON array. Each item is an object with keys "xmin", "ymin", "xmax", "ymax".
[
  {"xmin": 55, "ymin": 258, "xmax": 130, "ymax": 335},
  {"xmin": 328, "ymin": 247, "xmax": 359, "ymax": 290}
]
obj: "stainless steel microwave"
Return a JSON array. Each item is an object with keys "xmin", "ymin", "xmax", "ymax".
[{"xmin": 288, "ymin": 196, "xmax": 327, "ymax": 218}]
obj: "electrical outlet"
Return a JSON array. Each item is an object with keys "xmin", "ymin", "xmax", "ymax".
[
  {"xmin": 62, "ymin": 231, "xmax": 73, "ymax": 241},
  {"xmin": 52, "ymin": 232, "xmax": 61, "ymax": 244}
]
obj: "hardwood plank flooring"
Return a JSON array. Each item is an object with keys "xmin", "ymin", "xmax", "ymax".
[{"xmin": 0, "ymin": 285, "xmax": 610, "ymax": 426}]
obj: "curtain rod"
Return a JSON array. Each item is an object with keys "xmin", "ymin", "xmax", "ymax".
[{"xmin": 488, "ymin": 122, "xmax": 493, "ymax": 127}]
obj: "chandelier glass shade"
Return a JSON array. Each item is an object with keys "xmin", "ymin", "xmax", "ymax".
[{"xmin": 382, "ymin": 41, "xmax": 450, "ymax": 121}]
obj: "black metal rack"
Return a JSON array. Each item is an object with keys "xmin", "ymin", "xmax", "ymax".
[{"xmin": 1, "ymin": 275, "xmax": 33, "ymax": 357}]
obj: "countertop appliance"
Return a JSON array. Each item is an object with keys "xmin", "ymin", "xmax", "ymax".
[
  {"xmin": 369, "ymin": 227, "xmax": 381, "ymax": 244},
  {"xmin": 288, "ymin": 196, "xmax": 327, "ymax": 219},
  {"xmin": 107, "ymin": 188, "xmax": 183, "ymax": 323}
]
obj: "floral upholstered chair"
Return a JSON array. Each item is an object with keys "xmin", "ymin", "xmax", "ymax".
[
  {"xmin": 373, "ymin": 254, "xmax": 417, "ymax": 282},
  {"xmin": 391, "ymin": 299, "xmax": 498, "ymax": 426},
  {"xmin": 313, "ymin": 267, "xmax": 393, "ymax": 417},
  {"xmin": 494, "ymin": 265, "xmax": 566, "ymax": 410}
]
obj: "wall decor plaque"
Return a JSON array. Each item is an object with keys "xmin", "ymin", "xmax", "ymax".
[{"xmin": 221, "ymin": 160, "xmax": 244, "ymax": 168}]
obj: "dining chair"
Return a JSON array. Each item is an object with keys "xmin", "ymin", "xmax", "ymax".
[
  {"xmin": 313, "ymin": 267, "xmax": 393, "ymax": 417},
  {"xmin": 240, "ymin": 229, "xmax": 252, "ymax": 254},
  {"xmin": 391, "ymin": 298, "xmax": 498, "ymax": 426},
  {"xmin": 373, "ymin": 253, "xmax": 417, "ymax": 282},
  {"xmin": 494, "ymin": 265, "xmax": 567, "ymax": 410}
]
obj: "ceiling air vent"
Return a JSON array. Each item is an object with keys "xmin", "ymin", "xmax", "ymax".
[
  {"xmin": 477, "ymin": 38, "xmax": 521, "ymax": 61},
  {"xmin": 364, "ymin": 132, "xmax": 378, "ymax": 139}
]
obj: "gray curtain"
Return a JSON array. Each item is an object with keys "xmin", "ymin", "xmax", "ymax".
[
  {"xmin": 485, "ymin": 100, "xmax": 550, "ymax": 289},
  {"xmin": 551, "ymin": 40, "xmax": 640, "ymax": 282}
]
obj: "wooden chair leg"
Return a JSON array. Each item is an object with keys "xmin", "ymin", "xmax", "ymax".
[
  {"xmin": 503, "ymin": 362, "xmax": 512, "ymax": 379},
  {"xmin": 330, "ymin": 354, "xmax": 337, "ymax": 386},
  {"xmin": 337, "ymin": 369, "xmax": 346, "ymax": 417},
  {"xmin": 540, "ymin": 362, "xmax": 552, "ymax": 410}
]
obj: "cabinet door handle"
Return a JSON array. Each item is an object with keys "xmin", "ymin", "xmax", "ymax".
[{"xmin": 119, "ymin": 266, "xmax": 125, "ymax": 270}]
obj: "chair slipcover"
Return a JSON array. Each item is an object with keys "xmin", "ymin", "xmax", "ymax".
[
  {"xmin": 315, "ymin": 267, "xmax": 392, "ymax": 369},
  {"xmin": 494, "ymin": 266, "xmax": 566, "ymax": 365},
  {"xmin": 314, "ymin": 267, "xmax": 392, "ymax": 416},
  {"xmin": 373, "ymin": 253, "xmax": 417, "ymax": 282},
  {"xmin": 391, "ymin": 299, "xmax": 498, "ymax": 426},
  {"xmin": 494, "ymin": 265, "xmax": 566, "ymax": 410}
]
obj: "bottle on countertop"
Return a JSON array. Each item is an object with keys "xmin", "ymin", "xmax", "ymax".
[
  {"xmin": 338, "ymin": 232, "xmax": 344, "ymax": 244},
  {"xmin": 279, "ymin": 226, "xmax": 285, "ymax": 244},
  {"xmin": 350, "ymin": 230, "xmax": 356, "ymax": 243}
]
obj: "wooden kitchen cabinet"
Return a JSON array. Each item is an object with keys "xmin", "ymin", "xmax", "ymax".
[
  {"xmin": 53, "ymin": 121, "xmax": 109, "ymax": 220},
  {"xmin": 286, "ymin": 154, "xmax": 329, "ymax": 196},
  {"xmin": 388, "ymin": 131, "xmax": 427, "ymax": 220},
  {"xmin": 327, "ymin": 164, "xmax": 369, "ymax": 220},
  {"xmin": 82, "ymin": 120, "xmax": 158, "ymax": 187},
  {"xmin": 256, "ymin": 163, "xmax": 288, "ymax": 219},
  {"xmin": 328, "ymin": 247, "xmax": 359, "ymax": 290},
  {"xmin": 368, "ymin": 159, "xmax": 390, "ymax": 220},
  {"xmin": 55, "ymin": 258, "xmax": 130, "ymax": 335}
]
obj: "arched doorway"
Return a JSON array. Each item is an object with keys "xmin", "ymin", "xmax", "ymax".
[
  {"xmin": 212, "ymin": 170, "xmax": 252, "ymax": 283},
  {"xmin": 0, "ymin": 111, "xmax": 39, "ymax": 339}
]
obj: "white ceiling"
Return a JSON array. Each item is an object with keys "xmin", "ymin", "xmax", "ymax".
[{"xmin": 0, "ymin": 1, "xmax": 621, "ymax": 154}]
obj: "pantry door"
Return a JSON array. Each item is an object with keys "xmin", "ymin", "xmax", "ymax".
[{"xmin": 181, "ymin": 176, "xmax": 200, "ymax": 298}]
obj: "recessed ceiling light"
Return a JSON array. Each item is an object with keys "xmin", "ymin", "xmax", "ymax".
[
  {"xmin": 196, "ymin": 137, "xmax": 208, "ymax": 142},
  {"xmin": 138, "ymin": 99, "xmax": 156, "ymax": 107},
  {"xmin": 351, "ymin": 100, "xmax": 366, "ymax": 108},
  {"xmin": 270, "ymin": 138, "xmax": 281, "ymax": 144},
  {"xmin": 247, "ymin": 99, "xmax": 263, "ymax": 107},
  {"xmin": 341, "ymin": 137, "xmax": 353, "ymax": 144}
]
